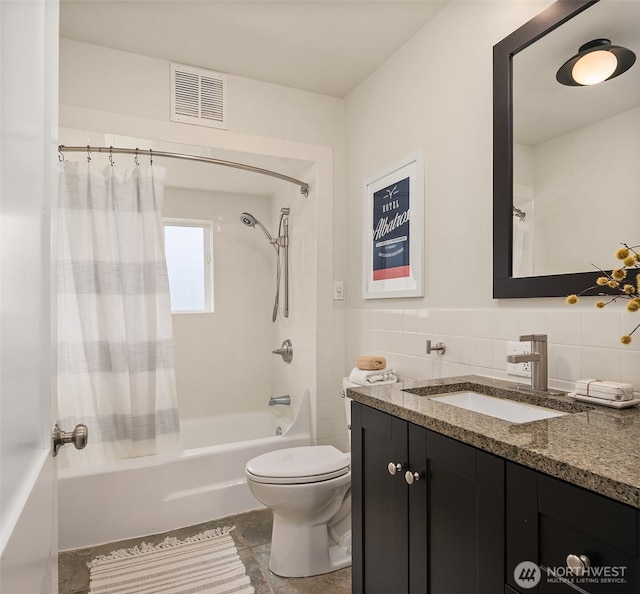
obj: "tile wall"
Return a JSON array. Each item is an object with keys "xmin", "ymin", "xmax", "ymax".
[{"xmin": 345, "ymin": 307, "xmax": 640, "ymax": 394}]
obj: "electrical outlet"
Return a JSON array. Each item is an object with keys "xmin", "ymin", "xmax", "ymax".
[
  {"xmin": 333, "ymin": 280, "xmax": 344, "ymax": 301},
  {"xmin": 506, "ymin": 341, "xmax": 532, "ymax": 378}
]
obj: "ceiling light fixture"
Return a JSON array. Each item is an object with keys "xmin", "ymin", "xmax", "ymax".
[{"xmin": 556, "ymin": 39, "xmax": 636, "ymax": 86}]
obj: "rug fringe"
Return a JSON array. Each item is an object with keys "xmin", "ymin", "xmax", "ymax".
[{"xmin": 87, "ymin": 526, "xmax": 236, "ymax": 569}]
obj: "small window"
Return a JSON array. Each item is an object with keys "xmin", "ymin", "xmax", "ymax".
[{"xmin": 163, "ymin": 219, "xmax": 213, "ymax": 313}]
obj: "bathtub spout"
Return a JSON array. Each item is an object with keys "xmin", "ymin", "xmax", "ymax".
[{"xmin": 269, "ymin": 395, "xmax": 291, "ymax": 406}]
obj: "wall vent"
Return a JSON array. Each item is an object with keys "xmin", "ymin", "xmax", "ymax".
[{"xmin": 171, "ymin": 63, "xmax": 227, "ymax": 129}]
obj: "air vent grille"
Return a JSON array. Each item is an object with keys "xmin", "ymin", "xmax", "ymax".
[{"xmin": 171, "ymin": 64, "xmax": 227, "ymax": 129}]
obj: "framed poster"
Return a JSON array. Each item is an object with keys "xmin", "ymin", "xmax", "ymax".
[{"xmin": 363, "ymin": 153, "xmax": 424, "ymax": 299}]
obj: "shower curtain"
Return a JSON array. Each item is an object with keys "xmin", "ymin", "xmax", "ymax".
[{"xmin": 57, "ymin": 161, "xmax": 180, "ymax": 465}]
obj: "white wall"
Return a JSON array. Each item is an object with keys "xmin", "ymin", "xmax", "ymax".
[
  {"xmin": 59, "ymin": 39, "xmax": 345, "ymax": 148},
  {"xmin": 343, "ymin": 1, "xmax": 640, "ymax": 394},
  {"xmin": 59, "ymin": 39, "xmax": 344, "ymax": 448}
]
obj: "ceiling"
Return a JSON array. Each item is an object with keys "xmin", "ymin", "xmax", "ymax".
[{"xmin": 60, "ymin": 0, "xmax": 447, "ymax": 99}]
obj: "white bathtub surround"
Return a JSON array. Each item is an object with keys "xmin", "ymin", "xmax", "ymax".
[
  {"xmin": 58, "ymin": 393, "xmax": 311, "ymax": 551},
  {"xmin": 164, "ymin": 188, "xmax": 275, "ymax": 419},
  {"xmin": 57, "ymin": 162, "xmax": 180, "ymax": 467}
]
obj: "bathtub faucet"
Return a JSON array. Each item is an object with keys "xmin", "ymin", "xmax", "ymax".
[{"xmin": 269, "ymin": 395, "xmax": 291, "ymax": 406}]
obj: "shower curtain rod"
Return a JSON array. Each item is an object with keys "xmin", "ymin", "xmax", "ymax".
[{"xmin": 58, "ymin": 145, "xmax": 310, "ymax": 197}]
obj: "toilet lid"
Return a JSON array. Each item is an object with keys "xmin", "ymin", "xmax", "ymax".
[{"xmin": 246, "ymin": 446, "xmax": 350, "ymax": 484}]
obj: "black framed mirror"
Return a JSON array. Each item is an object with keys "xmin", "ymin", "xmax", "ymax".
[{"xmin": 493, "ymin": 0, "xmax": 639, "ymax": 298}]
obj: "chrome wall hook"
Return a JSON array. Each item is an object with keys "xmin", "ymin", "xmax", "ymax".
[{"xmin": 426, "ymin": 340, "xmax": 446, "ymax": 355}]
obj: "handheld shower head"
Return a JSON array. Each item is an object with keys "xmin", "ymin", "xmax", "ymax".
[
  {"xmin": 240, "ymin": 212, "xmax": 257, "ymax": 227},
  {"xmin": 240, "ymin": 212, "xmax": 276, "ymax": 246}
]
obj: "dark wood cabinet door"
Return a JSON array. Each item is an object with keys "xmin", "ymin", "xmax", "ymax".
[
  {"xmin": 352, "ymin": 403, "xmax": 409, "ymax": 594},
  {"xmin": 421, "ymin": 429, "xmax": 504, "ymax": 594},
  {"xmin": 507, "ymin": 462, "xmax": 640, "ymax": 594}
]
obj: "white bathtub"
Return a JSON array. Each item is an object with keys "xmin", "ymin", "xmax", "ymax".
[{"xmin": 58, "ymin": 395, "xmax": 311, "ymax": 551}]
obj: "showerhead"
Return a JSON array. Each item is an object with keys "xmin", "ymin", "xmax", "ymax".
[
  {"xmin": 240, "ymin": 212, "xmax": 276, "ymax": 246},
  {"xmin": 240, "ymin": 212, "xmax": 257, "ymax": 227}
]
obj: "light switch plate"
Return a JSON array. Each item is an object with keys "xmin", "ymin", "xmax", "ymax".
[
  {"xmin": 333, "ymin": 280, "xmax": 344, "ymax": 301},
  {"xmin": 507, "ymin": 341, "xmax": 532, "ymax": 378}
]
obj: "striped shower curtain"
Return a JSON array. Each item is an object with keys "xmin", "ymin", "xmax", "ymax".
[{"xmin": 57, "ymin": 161, "xmax": 180, "ymax": 466}]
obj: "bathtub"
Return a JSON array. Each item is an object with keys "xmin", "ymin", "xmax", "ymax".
[{"xmin": 58, "ymin": 394, "xmax": 311, "ymax": 551}]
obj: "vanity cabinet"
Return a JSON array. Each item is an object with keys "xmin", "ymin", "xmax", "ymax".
[
  {"xmin": 506, "ymin": 462, "xmax": 640, "ymax": 593},
  {"xmin": 351, "ymin": 402, "xmax": 505, "ymax": 594}
]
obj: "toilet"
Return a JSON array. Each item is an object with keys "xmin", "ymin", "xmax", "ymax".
[{"xmin": 244, "ymin": 379, "xmax": 357, "ymax": 578}]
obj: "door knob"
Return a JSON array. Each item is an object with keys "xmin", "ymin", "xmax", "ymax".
[
  {"xmin": 52, "ymin": 423, "xmax": 88, "ymax": 457},
  {"xmin": 405, "ymin": 470, "xmax": 423, "ymax": 485},
  {"xmin": 387, "ymin": 462, "xmax": 404, "ymax": 476}
]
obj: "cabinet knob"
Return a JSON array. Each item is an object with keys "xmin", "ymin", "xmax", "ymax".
[
  {"xmin": 387, "ymin": 462, "xmax": 404, "ymax": 476},
  {"xmin": 566, "ymin": 554, "xmax": 591, "ymax": 577},
  {"xmin": 404, "ymin": 470, "xmax": 423, "ymax": 485}
]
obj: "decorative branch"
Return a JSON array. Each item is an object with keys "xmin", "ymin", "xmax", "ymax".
[{"xmin": 567, "ymin": 243, "xmax": 640, "ymax": 345}]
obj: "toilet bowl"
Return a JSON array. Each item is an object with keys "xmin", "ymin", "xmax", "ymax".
[{"xmin": 244, "ymin": 380, "xmax": 357, "ymax": 578}]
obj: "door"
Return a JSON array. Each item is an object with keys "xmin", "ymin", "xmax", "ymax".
[{"xmin": 0, "ymin": 1, "xmax": 60, "ymax": 592}]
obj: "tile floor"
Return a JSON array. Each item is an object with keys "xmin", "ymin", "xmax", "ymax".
[{"xmin": 58, "ymin": 508, "xmax": 352, "ymax": 594}]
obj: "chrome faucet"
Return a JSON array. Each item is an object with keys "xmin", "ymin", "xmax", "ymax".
[
  {"xmin": 269, "ymin": 395, "xmax": 291, "ymax": 406},
  {"xmin": 506, "ymin": 334, "xmax": 548, "ymax": 392}
]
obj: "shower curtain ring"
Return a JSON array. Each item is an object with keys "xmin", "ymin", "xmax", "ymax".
[
  {"xmin": 134, "ymin": 148, "xmax": 139, "ymax": 166},
  {"xmin": 58, "ymin": 146, "xmax": 65, "ymax": 162},
  {"xmin": 149, "ymin": 149, "xmax": 153, "ymax": 166},
  {"xmin": 86, "ymin": 145, "xmax": 91, "ymax": 163},
  {"xmin": 109, "ymin": 146, "xmax": 115, "ymax": 167}
]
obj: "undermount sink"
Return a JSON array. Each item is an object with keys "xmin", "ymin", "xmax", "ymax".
[{"xmin": 431, "ymin": 391, "xmax": 567, "ymax": 424}]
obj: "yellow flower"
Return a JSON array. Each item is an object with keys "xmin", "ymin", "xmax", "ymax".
[
  {"xmin": 621, "ymin": 335, "xmax": 632, "ymax": 345},
  {"xmin": 623, "ymin": 284, "xmax": 636, "ymax": 294},
  {"xmin": 596, "ymin": 276, "xmax": 609, "ymax": 286},
  {"xmin": 616, "ymin": 247, "xmax": 630, "ymax": 260},
  {"xmin": 608, "ymin": 280, "xmax": 619, "ymax": 288},
  {"xmin": 627, "ymin": 300, "xmax": 640, "ymax": 312},
  {"xmin": 595, "ymin": 301, "xmax": 606, "ymax": 308},
  {"xmin": 566, "ymin": 294, "xmax": 579, "ymax": 305},
  {"xmin": 612, "ymin": 268, "xmax": 627, "ymax": 280},
  {"xmin": 623, "ymin": 255, "xmax": 638, "ymax": 267}
]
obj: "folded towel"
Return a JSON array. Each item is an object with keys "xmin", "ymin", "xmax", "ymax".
[
  {"xmin": 575, "ymin": 379, "xmax": 634, "ymax": 401},
  {"xmin": 349, "ymin": 366, "xmax": 397, "ymax": 386}
]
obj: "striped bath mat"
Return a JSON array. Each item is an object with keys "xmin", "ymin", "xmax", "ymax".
[{"xmin": 87, "ymin": 526, "xmax": 255, "ymax": 594}]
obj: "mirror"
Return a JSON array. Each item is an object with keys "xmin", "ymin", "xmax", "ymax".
[{"xmin": 493, "ymin": 0, "xmax": 640, "ymax": 298}]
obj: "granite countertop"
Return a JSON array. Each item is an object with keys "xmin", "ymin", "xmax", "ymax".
[{"xmin": 347, "ymin": 375, "xmax": 640, "ymax": 509}]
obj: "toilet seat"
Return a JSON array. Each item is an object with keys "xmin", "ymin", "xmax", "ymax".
[{"xmin": 246, "ymin": 445, "xmax": 351, "ymax": 485}]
